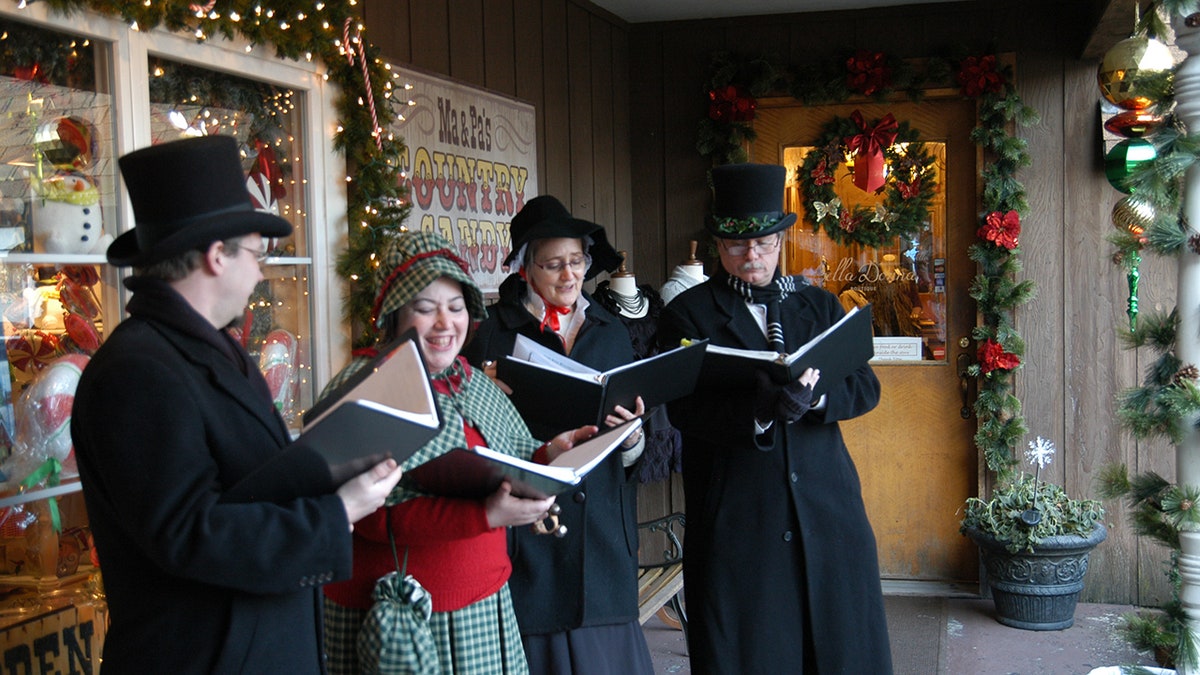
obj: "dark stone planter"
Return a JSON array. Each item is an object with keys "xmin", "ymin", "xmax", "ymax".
[{"xmin": 965, "ymin": 523, "xmax": 1108, "ymax": 631}]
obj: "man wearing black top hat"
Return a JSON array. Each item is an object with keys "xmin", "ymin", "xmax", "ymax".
[
  {"xmin": 71, "ymin": 135, "xmax": 402, "ymax": 673},
  {"xmin": 657, "ymin": 163, "xmax": 892, "ymax": 674}
]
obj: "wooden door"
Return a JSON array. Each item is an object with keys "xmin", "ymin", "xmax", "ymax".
[{"xmin": 751, "ymin": 97, "xmax": 980, "ymax": 585}]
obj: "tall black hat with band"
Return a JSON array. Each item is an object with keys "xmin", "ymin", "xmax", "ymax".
[
  {"xmin": 108, "ymin": 135, "xmax": 293, "ymax": 267},
  {"xmin": 705, "ymin": 163, "xmax": 797, "ymax": 240},
  {"xmin": 503, "ymin": 195, "xmax": 623, "ymax": 280}
]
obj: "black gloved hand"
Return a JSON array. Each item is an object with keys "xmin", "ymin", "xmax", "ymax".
[
  {"xmin": 776, "ymin": 380, "xmax": 814, "ymax": 423},
  {"xmin": 753, "ymin": 369, "xmax": 780, "ymax": 424}
]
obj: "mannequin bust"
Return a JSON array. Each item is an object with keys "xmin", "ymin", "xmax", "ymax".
[
  {"xmin": 661, "ymin": 240, "xmax": 708, "ymax": 304},
  {"xmin": 605, "ymin": 252, "xmax": 649, "ymax": 319}
]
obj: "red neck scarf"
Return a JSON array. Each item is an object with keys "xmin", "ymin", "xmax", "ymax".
[{"xmin": 520, "ymin": 269, "xmax": 572, "ymax": 332}]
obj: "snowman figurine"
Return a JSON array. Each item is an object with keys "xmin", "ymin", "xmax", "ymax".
[
  {"xmin": 30, "ymin": 171, "xmax": 111, "ymax": 255},
  {"xmin": 28, "ymin": 116, "xmax": 111, "ymax": 255}
]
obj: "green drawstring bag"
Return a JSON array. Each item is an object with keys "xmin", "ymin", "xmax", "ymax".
[{"xmin": 357, "ymin": 517, "xmax": 440, "ymax": 675}]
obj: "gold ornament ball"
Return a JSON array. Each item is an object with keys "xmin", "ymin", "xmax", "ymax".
[
  {"xmin": 1098, "ymin": 36, "xmax": 1174, "ymax": 111},
  {"xmin": 1112, "ymin": 193, "xmax": 1155, "ymax": 237}
]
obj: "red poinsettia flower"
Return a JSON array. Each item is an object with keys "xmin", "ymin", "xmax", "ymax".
[
  {"xmin": 846, "ymin": 50, "xmax": 891, "ymax": 96},
  {"xmin": 708, "ymin": 84, "xmax": 757, "ymax": 123},
  {"xmin": 978, "ymin": 338, "xmax": 1020, "ymax": 374},
  {"xmin": 898, "ymin": 180, "xmax": 921, "ymax": 199},
  {"xmin": 957, "ymin": 55, "xmax": 1006, "ymax": 97},
  {"xmin": 977, "ymin": 210, "xmax": 1021, "ymax": 250}
]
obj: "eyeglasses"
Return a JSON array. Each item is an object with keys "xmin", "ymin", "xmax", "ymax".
[
  {"xmin": 228, "ymin": 240, "xmax": 271, "ymax": 263},
  {"xmin": 721, "ymin": 236, "xmax": 781, "ymax": 257},
  {"xmin": 532, "ymin": 254, "xmax": 591, "ymax": 274}
]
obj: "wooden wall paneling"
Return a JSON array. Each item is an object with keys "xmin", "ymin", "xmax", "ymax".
[
  {"xmin": 361, "ymin": 0, "xmax": 411, "ymax": 66},
  {"xmin": 1014, "ymin": 57, "xmax": 1068, "ymax": 488},
  {"xmin": 408, "ymin": 1, "xmax": 451, "ymax": 74},
  {"xmin": 627, "ymin": 27, "xmax": 667, "ymax": 285},
  {"xmin": 540, "ymin": 0, "xmax": 571, "ymax": 199},
  {"xmin": 513, "ymin": 0, "xmax": 547, "ymax": 191},
  {"xmin": 659, "ymin": 23, "xmax": 722, "ymax": 290},
  {"xmin": 483, "ymin": 0, "xmax": 518, "ymax": 96},
  {"xmin": 788, "ymin": 17, "xmax": 853, "ymax": 63},
  {"xmin": 1057, "ymin": 58, "xmax": 1134, "ymax": 603},
  {"xmin": 589, "ymin": 15, "xmax": 617, "ymax": 241},
  {"xmin": 722, "ymin": 17, "xmax": 789, "ymax": 58},
  {"xmin": 610, "ymin": 26, "xmax": 635, "ymax": 270},
  {"xmin": 566, "ymin": 4, "xmax": 595, "ymax": 218},
  {"xmin": 448, "ymin": 0, "xmax": 486, "ymax": 86}
]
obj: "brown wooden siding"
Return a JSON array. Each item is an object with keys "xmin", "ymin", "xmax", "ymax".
[{"xmin": 361, "ymin": 0, "xmax": 1171, "ymax": 604}]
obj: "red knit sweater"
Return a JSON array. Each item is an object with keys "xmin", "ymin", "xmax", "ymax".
[{"xmin": 324, "ymin": 421, "xmax": 550, "ymax": 613}]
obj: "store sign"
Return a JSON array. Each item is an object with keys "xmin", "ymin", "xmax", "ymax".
[
  {"xmin": 1, "ymin": 603, "xmax": 100, "ymax": 674},
  {"xmin": 389, "ymin": 66, "xmax": 539, "ymax": 294}
]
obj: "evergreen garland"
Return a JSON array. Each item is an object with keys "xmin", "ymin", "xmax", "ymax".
[
  {"xmin": 697, "ymin": 49, "xmax": 1037, "ymax": 481},
  {"xmin": 6, "ymin": 0, "xmax": 409, "ymax": 349}
]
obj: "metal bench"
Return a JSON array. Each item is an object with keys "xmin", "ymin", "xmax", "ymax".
[{"xmin": 636, "ymin": 512, "xmax": 687, "ymax": 637}]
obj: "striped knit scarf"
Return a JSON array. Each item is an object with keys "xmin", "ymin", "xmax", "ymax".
[{"xmin": 724, "ymin": 270, "xmax": 803, "ymax": 354}]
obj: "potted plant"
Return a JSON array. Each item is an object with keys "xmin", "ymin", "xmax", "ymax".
[{"xmin": 960, "ymin": 437, "xmax": 1107, "ymax": 630}]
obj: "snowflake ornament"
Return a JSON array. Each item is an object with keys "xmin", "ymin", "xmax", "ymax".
[{"xmin": 1025, "ymin": 436, "xmax": 1056, "ymax": 470}]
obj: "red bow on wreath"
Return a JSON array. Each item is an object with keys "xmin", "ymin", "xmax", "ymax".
[{"xmin": 844, "ymin": 110, "xmax": 897, "ymax": 193}]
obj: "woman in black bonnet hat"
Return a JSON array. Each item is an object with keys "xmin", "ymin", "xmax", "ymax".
[{"xmin": 463, "ymin": 195, "xmax": 654, "ymax": 674}]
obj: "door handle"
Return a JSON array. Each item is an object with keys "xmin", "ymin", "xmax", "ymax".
[{"xmin": 957, "ymin": 352, "xmax": 974, "ymax": 419}]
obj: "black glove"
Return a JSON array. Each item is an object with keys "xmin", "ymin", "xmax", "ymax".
[
  {"xmin": 776, "ymin": 380, "xmax": 814, "ymax": 423},
  {"xmin": 753, "ymin": 370, "xmax": 780, "ymax": 424}
]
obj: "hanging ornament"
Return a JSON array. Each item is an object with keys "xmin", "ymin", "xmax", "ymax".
[
  {"xmin": 1103, "ymin": 110, "xmax": 1163, "ymax": 138},
  {"xmin": 1112, "ymin": 193, "xmax": 1155, "ymax": 238},
  {"xmin": 33, "ymin": 117, "xmax": 94, "ymax": 171},
  {"xmin": 1105, "ymin": 138, "xmax": 1157, "ymax": 193},
  {"xmin": 1127, "ymin": 249, "xmax": 1141, "ymax": 332},
  {"xmin": 843, "ymin": 110, "xmax": 898, "ymax": 193},
  {"xmin": 1098, "ymin": 36, "xmax": 1174, "ymax": 111}
]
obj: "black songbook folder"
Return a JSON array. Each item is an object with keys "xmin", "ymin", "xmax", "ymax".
[
  {"xmin": 496, "ymin": 336, "xmax": 707, "ymax": 432},
  {"xmin": 224, "ymin": 331, "xmax": 440, "ymax": 503},
  {"xmin": 401, "ymin": 419, "xmax": 641, "ymax": 500},
  {"xmin": 700, "ymin": 304, "xmax": 874, "ymax": 397}
]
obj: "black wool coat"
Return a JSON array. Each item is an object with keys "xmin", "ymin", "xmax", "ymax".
[
  {"xmin": 657, "ymin": 278, "xmax": 893, "ymax": 675},
  {"xmin": 72, "ymin": 299, "xmax": 352, "ymax": 673},
  {"xmin": 461, "ymin": 274, "xmax": 642, "ymax": 635}
]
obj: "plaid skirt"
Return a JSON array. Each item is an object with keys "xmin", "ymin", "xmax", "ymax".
[{"xmin": 324, "ymin": 585, "xmax": 529, "ymax": 675}]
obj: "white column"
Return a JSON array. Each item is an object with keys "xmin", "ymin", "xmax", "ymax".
[{"xmin": 1170, "ymin": 17, "xmax": 1200, "ymax": 675}]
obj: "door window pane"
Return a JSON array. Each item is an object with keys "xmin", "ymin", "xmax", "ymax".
[{"xmin": 783, "ymin": 142, "xmax": 947, "ymax": 362}]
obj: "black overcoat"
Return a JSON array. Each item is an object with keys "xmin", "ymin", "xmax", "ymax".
[
  {"xmin": 461, "ymin": 274, "xmax": 641, "ymax": 635},
  {"xmin": 71, "ymin": 300, "xmax": 352, "ymax": 673},
  {"xmin": 657, "ymin": 278, "xmax": 893, "ymax": 675}
]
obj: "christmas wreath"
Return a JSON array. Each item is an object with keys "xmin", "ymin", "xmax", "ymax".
[{"xmin": 798, "ymin": 111, "xmax": 937, "ymax": 248}]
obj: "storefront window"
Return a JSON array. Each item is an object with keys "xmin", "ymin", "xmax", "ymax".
[
  {"xmin": 782, "ymin": 142, "xmax": 947, "ymax": 362},
  {"xmin": 147, "ymin": 57, "xmax": 313, "ymax": 426}
]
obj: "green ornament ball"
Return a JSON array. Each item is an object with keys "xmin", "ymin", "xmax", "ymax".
[{"xmin": 1105, "ymin": 138, "xmax": 1157, "ymax": 193}]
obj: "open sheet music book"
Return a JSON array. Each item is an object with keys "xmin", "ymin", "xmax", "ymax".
[
  {"xmin": 224, "ymin": 331, "xmax": 440, "ymax": 503},
  {"xmin": 496, "ymin": 335, "xmax": 706, "ymax": 432},
  {"xmin": 701, "ymin": 305, "xmax": 874, "ymax": 397},
  {"xmin": 401, "ymin": 419, "xmax": 642, "ymax": 499}
]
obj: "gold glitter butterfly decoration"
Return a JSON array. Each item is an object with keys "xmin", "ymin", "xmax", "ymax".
[
  {"xmin": 812, "ymin": 197, "xmax": 841, "ymax": 222},
  {"xmin": 871, "ymin": 205, "xmax": 898, "ymax": 228}
]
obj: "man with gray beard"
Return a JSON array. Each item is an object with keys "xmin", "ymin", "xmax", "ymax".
[{"xmin": 657, "ymin": 163, "xmax": 892, "ymax": 674}]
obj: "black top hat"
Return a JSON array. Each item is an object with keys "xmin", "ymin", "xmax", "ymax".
[
  {"xmin": 107, "ymin": 135, "xmax": 293, "ymax": 267},
  {"xmin": 503, "ymin": 195, "xmax": 623, "ymax": 280},
  {"xmin": 704, "ymin": 163, "xmax": 797, "ymax": 240}
]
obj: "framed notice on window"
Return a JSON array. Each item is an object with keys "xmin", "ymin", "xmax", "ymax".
[{"xmin": 388, "ymin": 65, "xmax": 539, "ymax": 294}]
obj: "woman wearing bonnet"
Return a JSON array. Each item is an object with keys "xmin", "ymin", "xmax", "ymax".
[
  {"xmin": 319, "ymin": 230, "xmax": 598, "ymax": 674},
  {"xmin": 462, "ymin": 195, "xmax": 654, "ymax": 674}
]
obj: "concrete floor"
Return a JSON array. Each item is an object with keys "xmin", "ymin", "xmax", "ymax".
[{"xmin": 642, "ymin": 597, "xmax": 1168, "ymax": 674}]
